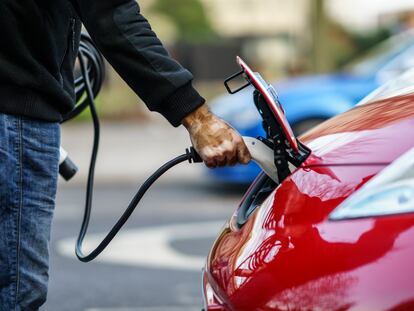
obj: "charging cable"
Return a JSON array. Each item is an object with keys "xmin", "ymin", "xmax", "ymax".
[{"xmin": 64, "ymin": 34, "xmax": 202, "ymax": 263}]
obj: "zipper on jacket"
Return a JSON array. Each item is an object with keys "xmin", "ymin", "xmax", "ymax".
[
  {"xmin": 70, "ymin": 18, "xmax": 76, "ymax": 53},
  {"xmin": 59, "ymin": 18, "xmax": 76, "ymax": 70},
  {"xmin": 58, "ymin": 18, "xmax": 76, "ymax": 86}
]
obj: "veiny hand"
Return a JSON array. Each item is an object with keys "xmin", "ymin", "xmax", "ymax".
[{"xmin": 182, "ymin": 104, "xmax": 251, "ymax": 168}]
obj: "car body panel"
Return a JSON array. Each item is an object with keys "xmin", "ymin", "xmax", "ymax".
[
  {"xmin": 205, "ymin": 163, "xmax": 414, "ymax": 310},
  {"xmin": 203, "ymin": 72, "xmax": 414, "ymax": 310},
  {"xmin": 301, "ymin": 93, "xmax": 414, "ymax": 166},
  {"xmin": 205, "ymin": 165, "xmax": 414, "ymax": 311}
]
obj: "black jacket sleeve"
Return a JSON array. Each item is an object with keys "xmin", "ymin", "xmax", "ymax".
[{"xmin": 72, "ymin": 0, "xmax": 205, "ymax": 126}]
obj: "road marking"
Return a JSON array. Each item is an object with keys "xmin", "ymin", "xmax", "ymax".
[{"xmin": 57, "ymin": 221, "xmax": 225, "ymax": 271}]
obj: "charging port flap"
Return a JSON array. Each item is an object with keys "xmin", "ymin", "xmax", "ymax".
[{"xmin": 224, "ymin": 57, "xmax": 311, "ymax": 183}]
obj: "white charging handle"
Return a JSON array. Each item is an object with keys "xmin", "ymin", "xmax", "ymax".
[{"xmin": 243, "ymin": 137, "xmax": 278, "ymax": 182}]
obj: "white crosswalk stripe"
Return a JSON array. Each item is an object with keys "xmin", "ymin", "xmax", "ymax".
[{"xmin": 58, "ymin": 221, "xmax": 224, "ymax": 271}]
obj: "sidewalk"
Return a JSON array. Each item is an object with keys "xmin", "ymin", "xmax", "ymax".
[{"xmin": 59, "ymin": 116, "xmax": 204, "ymax": 186}]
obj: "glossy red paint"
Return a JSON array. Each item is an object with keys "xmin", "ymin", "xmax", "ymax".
[
  {"xmin": 301, "ymin": 93, "xmax": 414, "ymax": 166},
  {"xmin": 206, "ymin": 165, "xmax": 414, "ymax": 310},
  {"xmin": 204, "ymin": 93, "xmax": 414, "ymax": 310}
]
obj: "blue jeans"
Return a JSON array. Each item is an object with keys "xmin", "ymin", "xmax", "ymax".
[{"xmin": 0, "ymin": 113, "xmax": 60, "ymax": 310}]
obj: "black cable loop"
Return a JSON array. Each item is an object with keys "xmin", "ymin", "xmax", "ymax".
[
  {"xmin": 62, "ymin": 33, "xmax": 105, "ymax": 123},
  {"xmin": 65, "ymin": 33, "xmax": 201, "ymax": 262}
]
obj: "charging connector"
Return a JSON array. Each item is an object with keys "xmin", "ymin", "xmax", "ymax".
[
  {"xmin": 59, "ymin": 147, "xmax": 78, "ymax": 181},
  {"xmin": 186, "ymin": 147, "xmax": 203, "ymax": 164}
]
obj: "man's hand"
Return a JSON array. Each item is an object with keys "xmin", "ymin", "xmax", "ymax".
[{"xmin": 182, "ymin": 104, "xmax": 251, "ymax": 168}]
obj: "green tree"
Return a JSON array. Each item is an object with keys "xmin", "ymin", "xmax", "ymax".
[{"xmin": 150, "ymin": 0, "xmax": 216, "ymax": 43}]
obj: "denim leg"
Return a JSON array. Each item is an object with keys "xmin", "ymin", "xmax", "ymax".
[
  {"xmin": 0, "ymin": 114, "xmax": 60, "ymax": 311},
  {"xmin": 0, "ymin": 114, "xmax": 22, "ymax": 311}
]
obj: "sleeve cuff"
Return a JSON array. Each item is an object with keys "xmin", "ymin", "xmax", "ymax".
[{"xmin": 157, "ymin": 83, "xmax": 206, "ymax": 127}]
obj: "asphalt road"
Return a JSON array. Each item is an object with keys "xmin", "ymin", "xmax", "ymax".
[{"xmin": 43, "ymin": 180, "xmax": 246, "ymax": 311}]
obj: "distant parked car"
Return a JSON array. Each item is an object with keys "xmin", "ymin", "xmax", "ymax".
[{"xmin": 210, "ymin": 30, "xmax": 414, "ymax": 184}]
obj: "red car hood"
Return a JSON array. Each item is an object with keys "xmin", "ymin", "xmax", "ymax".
[
  {"xmin": 207, "ymin": 164, "xmax": 414, "ymax": 310},
  {"xmin": 299, "ymin": 93, "xmax": 414, "ymax": 166},
  {"xmin": 205, "ymin": 93, "xmax": 414, "ymax": 310}
]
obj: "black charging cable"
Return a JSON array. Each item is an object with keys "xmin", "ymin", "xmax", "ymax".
[{"xmin": 65, "ymin": 34, "xmax": 202, "ymax": 263}]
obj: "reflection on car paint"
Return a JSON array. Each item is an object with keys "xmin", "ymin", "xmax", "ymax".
[
  {"xmin": 204, "ymin": 57, "xmax": 414, "ymax": 311},
  {"xmin": 208, "ymin": 165, "xmax": 414, "ymax": 310},
  {"xmin": 301, "ymin": 94, "xmax": 414, "ymax": 165}
]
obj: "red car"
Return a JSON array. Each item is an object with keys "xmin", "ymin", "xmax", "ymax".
[{"xmin": 202, "ymin": 61, "xmax": 414, "ymax": 311}]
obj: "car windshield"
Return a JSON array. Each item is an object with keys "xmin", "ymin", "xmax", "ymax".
[
  {"xmin": 358, "ymin": 68, "xmax": 414, "ymax": 106},
  {"xmin": 345, "ymin": 32, "xmax": 414, "ymax": 76}
]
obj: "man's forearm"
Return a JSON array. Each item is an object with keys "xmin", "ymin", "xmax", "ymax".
[
  {"xmin": 73, "ymin": 0, "xmax": 204, "ymax": 126},
  {"xmin": 72, "ymin": 0, "xmax": 251, "ymax": 167}
]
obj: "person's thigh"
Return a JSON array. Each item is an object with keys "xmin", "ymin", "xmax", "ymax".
[
  {"xmin": 0, "ymin": 114, "xmax": 60, "ymax": 311},
  {"xmin": 0, "ymin": 114, "xmax": 22, "ymax": 310}
]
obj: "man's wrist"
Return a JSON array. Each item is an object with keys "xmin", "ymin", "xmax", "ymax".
[
  {"xmin": 181, "ymin": 104, "xmax": 211, "ymax": 130},
  {"xmin": 158, "ymin": 83, "xmax": 205, "ymax": 127}
]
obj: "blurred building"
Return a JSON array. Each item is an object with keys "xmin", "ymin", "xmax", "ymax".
[
  {"xmin": 208, "ymin": 0, "xmax": 311, "ymax": 76},
  {"xmin": 327, "ymin": 0, "xmax": 414, "ymax": 31},
  {"xmin": 201, "ymin": 0, "xmax": 311, "ymax": 78},
  {"xmin": 143, "ymin": 0, "xmax": 310, "ymax": 39},
  {"xmin": 144, "ymin": 0, "xmax": 311, "ymax": 80},
  {"xmin": 201, "ymin": 0, "xmax": 309, "ymax": 38}
]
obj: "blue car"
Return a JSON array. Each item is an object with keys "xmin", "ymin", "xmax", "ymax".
[{"xmin": 210, "ymin": 31, "xmax": 414, "ymax": 184}]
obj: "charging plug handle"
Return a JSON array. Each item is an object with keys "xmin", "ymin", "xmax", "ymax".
[
  {"xmin": 188, "ymin": 138, "xmax": 279, "ymax": 183},
  {"xmin": 186, "ymin": 147, "xmax": 203, "ymax": 163},
  {"xmin": 59, "ymin": 157, "xmax": 78, "ymax": 181},
  {"xmin": 59, "ymin": 147, "xmax": 78, "ymax": 181}
]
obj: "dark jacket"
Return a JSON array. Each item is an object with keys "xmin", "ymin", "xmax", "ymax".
[{"xmin": 0, "ymin": 0, "xmax": 204, "ymax": 126}]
